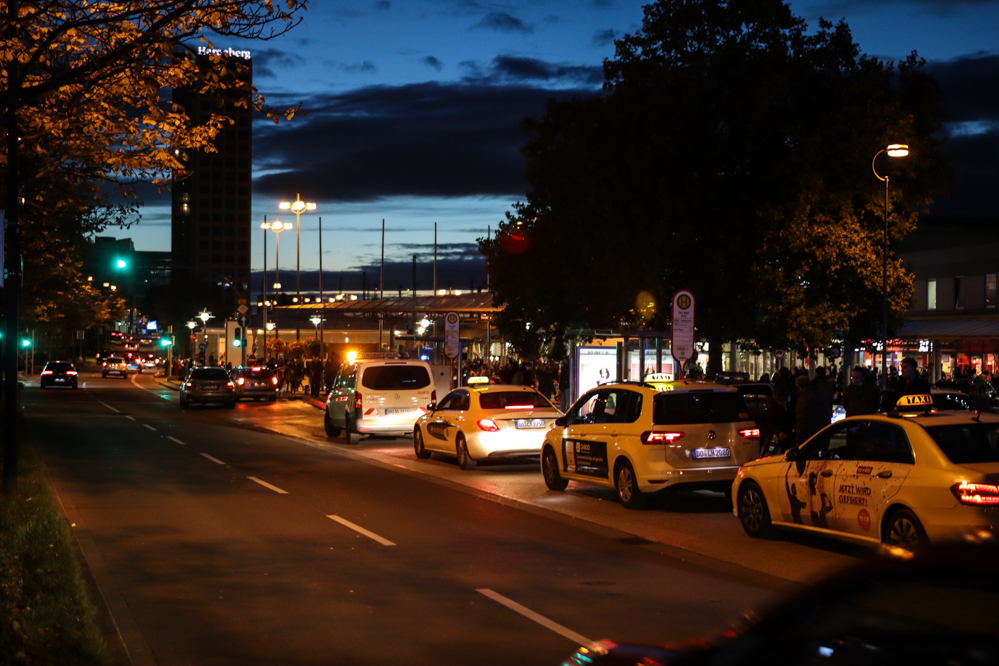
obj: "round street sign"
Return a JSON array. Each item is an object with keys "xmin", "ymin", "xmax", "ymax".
[
  {"xmin": 671, "ymin": 290, "xmax": 695, "ymax": 363},
  {"xmin": 774, "ymin": 349, "xmax": 786, "ymax": 359},
  {"xmin": 199, "ymin": 343, "xmax": 206, "ymax": 352}
]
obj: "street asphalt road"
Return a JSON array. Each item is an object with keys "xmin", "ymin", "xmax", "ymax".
[{"xmin": 24, "ymin": 370, "xmax": 869, "ymax": 665}]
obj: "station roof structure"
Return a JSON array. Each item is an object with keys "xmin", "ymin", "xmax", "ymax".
[{"xmin": 272, "ymin": 293, "xmax": 501, "ymax": 315}]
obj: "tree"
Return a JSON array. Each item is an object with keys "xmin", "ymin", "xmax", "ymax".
[{"xmin": 481, "ymin": 0, "xmax": 950, "ymax": 365}]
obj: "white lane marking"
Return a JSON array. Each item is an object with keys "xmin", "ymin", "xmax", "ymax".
[
  {"xmin": 126, "ymin": 415, "xmax": 136, "ymax": 421},
  {"xmin": 200, "ymin": 453, "xmax": 226, "ymax": 465},
  {"xmin": 476, "ymin": 589, "xmax": 591, "ymax": 646},
  {"xmin": 167, "ymin": 436, "xmax": 186, "ymax": 446},
  {"xmin": 81, "ymin": 382, "xmax": 87, "ymax": 389},
  {"xmin": 247, "ymin": 477, "xmax": 288, "ymax": 494},
  {"xmin": 96, "ymin": 399, "xmax": 120, "ymax": 413},
  {"xmin": 326, "ymin": 515, "xmax": 396, "ymax": 546},
  {"xmin": 143, "ymin": 424, "xmax": 157, "ymax": 431}
]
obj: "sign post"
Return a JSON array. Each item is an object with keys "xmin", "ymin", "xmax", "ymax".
[
  {"xmin": 671, "ymin": 290, "xmax": 695, "ymax": 380},
  {"xmin": 444, "ymin": 312, "xmax": 460, "ymax": 387},
  {"xmin": 774, "ymin": 349, "xmax": 786, "ymax": 370}
]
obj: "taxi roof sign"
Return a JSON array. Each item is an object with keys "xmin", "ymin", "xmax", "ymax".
[
  {"xmin": 644, "ymin": 373, "xmax": 674, "ymax": 383},
  {"xmin": 467, "ymin": 376, "xmax": 490, "ymax": 384},
  {"xmin": 897, "ymin": 394, "xmax": 933, "ymax": 407}
]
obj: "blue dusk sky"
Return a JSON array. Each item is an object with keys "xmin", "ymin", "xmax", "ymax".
[{"xmin": 115, "ymin": 0, "xmax": 999, "ymax": 292}]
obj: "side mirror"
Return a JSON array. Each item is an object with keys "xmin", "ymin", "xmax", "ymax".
[
  {"xmin": 785, "ymin": 447, "xmax": 799, "ymax": 462},
  {"xmin": 554, "ymin": 415, "xmax": 568, "ymax": 427},
  {"xmin": 426, "ymin": 402, "xmax": 437, "ymax": 412}
]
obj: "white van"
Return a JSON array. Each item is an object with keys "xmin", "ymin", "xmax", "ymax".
[{"xmin": 324, "ymin": 353, "xmax": 436, "ymax": 444}]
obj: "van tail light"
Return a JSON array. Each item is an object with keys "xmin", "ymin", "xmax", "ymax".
[
  {"xmin": 477, "ymin": 419, "xmax": 500, "ymax": 432},
  {"xmin": 355, "ymin": 392, "xmax": 363, "ymax": 411},
  {"xmin": 951, "ymin": 481, "xmax": 999, "ymax": 506},
  {"xmin": 237, "ymin": 377, "xmax": 245, "ymax": 385},
  {"xmin": 642, "ymin": 431, "xmax": 684, "ymax": 445},
  {"xmin": 738, "ymin": 428, "xmax": 761, "ymax": 440},
  {"xmin": 431, "ymin": 389, "xmax": 437, "ymax": 403}
]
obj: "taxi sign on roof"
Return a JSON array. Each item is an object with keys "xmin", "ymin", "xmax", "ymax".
[
  {"xmin": 644, "ymin": 373, "xmax": 673, "ymax": 383},
  {"xmin": 467, "ymin": 376, "xmax": 490, "ymax": 384},
  {"xmin": 897, "ymin": 394, "xmax": 933, "ymax": 407}
]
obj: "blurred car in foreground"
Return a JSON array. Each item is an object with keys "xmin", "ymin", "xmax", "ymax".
[
  {"xmin": 413, "ymin": 384, "xmax": 561, "ymax": 469},
  {"xmin": 180, "ymin": 367, "xmax": 235, "ymax": 409},
  {"xmin": 40, "ymin": 361, "xmax": 78, "ymax": 389},
  {"xmin": 563, "ymin": 537, "xmax": 999, "ymax": 666},
  {"xmin": 102, "ymin": 357, "xmax": 128, "ymax": 379},
  {"xmin": 229, "ymin": 365, "xmax": 279, "ymax": 401},
  {"xmin": 735, "ymin": 394, "xmax": 999, "ymax": 549}
]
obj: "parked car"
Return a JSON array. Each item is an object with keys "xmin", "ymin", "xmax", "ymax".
[
  {"xmin": 39, "ymin": 361, "xmax": 78, "ymax": 389},
  {"xmin": 180, "ymin": 367, "xmax": 235, "ymax": 409},
  {"xmin": 414, "ymin": 384, "xmax": 561, "ymax": 469},
  {"xmin": 541, "ymin": 381, "xmax": 761, "ymax": 508}
]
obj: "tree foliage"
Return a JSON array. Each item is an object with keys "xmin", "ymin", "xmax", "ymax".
[{"xmin": 481, "ymin": 0, "xmax": 950, "ymax": 361}]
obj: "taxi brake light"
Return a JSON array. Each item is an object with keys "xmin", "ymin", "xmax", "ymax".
[
  {"xmin": 951, "ymin": 481, "xmax": 999, "ymax": 506},
  {"xmin": 355, "ymin": 392, "xmax": 363, "ymax": 412},
  {"xmin": 477, "ymin": 418, "xmax": 500, "ymax": 432},
  {"xmin": 642, "ymin": 431, "xmax": 684, "ymax": 445},
  {"xmin": 504, "ymin": 404, "xmax": 535, "ymax": 410},
  {"xmin": 738, "ymin": 428, "xmax": 761, "ymax": 440}
]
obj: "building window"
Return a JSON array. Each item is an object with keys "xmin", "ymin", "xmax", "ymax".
[
  {"xmin": 987, "ymin": 274, "xmax": 997, "ymax": 308},
  {"xmin": 927, "ymin": 280, "xmax": 937, "ymax": 310},
  {"xmin": 955, "ymin": 276, "xmax": 965, "ymax": 310}
]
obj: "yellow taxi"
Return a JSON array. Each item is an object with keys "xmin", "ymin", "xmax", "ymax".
[
  {"xmin": 734, "ymin": 394, "xmax": 999, "ymax": 549},
  {"xmin": 413, "ymin": 382, "xmax": 561, "ymax": 470},
  {"xmin": 541, "ymin": 381, "xmax": 761, "ymax": 508}
]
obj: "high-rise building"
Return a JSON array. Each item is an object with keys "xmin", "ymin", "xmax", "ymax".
[{"xmin": 171, "ymin": 48, "xmax": 254, "ymax": 314}]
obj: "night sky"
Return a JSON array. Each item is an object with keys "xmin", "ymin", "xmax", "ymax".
[{"xmin": 117, "ymin": 0, "xmax": 999, "ymax": 293}]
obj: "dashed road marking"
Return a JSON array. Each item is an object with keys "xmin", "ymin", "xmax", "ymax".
[
  {"xmin": 199, "ymin": 453, "xmax": 226, "ymax": 465},
  {"xmin": 326, "ymin": 515, "xmax": 396, "ymax": 546},
  {"xmin": 476, "ymin": 589, "xmax": 590, "ymax": 646},
  {"xmin": 167, "ymin": 436, "xmax": 185, "ymax": 446},
  {"xmin": 126, "ymin": 415, "xmax": 136, "ymax": 421},
  {"xmin": 247, "ymin": 477, "xmax": 288, "ymax": 494},
  {"xmin": 96, "ymin": 399, "xmax": 120, "ymax": 413},
  {"xmin": 143, "ymin": 424, "xmax": 156, "ymax": 431}
]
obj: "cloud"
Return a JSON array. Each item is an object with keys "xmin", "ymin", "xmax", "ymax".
[
  {"xmin": 925, "ymin": 53, "xmax": 999, "ymax": 124},
  {"xmin": 343, "ymin": 60, "xmax": 378, "ymax": 74},
  {"xmin": 472, "ymin": 12, "xmax": 533, "ymax": 34},
  {"xmin": 253, "ymin": 81, "xmax": 600, "ymax": 203},
  {"xmin": 458, "ymin": 55, "xmax": 603, "ymax": 86},
  {"xmin": 592, "ymin": 28, "xmax": 616, "ymax": 46},
  {"xmin": 248, "ymin": 48, "xmax": 307, "ymax": 79},
  {"xmin": 808, "ymin": 0, "xmax": 996, "ymax": 18},
  {"xmin": 423, "ymin": 56, "xmax": 444, "ymax": 71}
]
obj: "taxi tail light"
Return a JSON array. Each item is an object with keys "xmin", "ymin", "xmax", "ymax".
[
  {"xmin": 477, "ymin": 418, "xmax": 500, "ymax": 432},
  {"xmin": 642, "ymin": 431, "xmax": 684, "ymax": 445},
  {"xmin": 504, "ymin": 404, "xmax": 536, "ymax": 410},
  {"xmin": 738, "ymin": 428, "xmax": 761, "ymax": 440},
  {"xmin": 355, "ymin": 392, "xmax": 363, "ymax": 412},
  {"xmin": 951, "ymin": 481, "xmax": 999, "ymax": 506}
]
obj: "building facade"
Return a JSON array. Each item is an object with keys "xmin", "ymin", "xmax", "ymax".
[{"xmin": 171, "ymin": 49, "xmax": 254, "ymax": 315}]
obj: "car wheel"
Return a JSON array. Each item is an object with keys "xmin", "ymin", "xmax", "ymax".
[
  {"xmin": 324, "ymin": 410, "xmax": 342, "ymax": 437},
  {"xmin": 737, "ymin": 482, "xmax": 773, "ymax": 538},
  {"xmin": 542, "ymin": 446, "xmax": 568, "ymax": 491},
  {"xmin": 615, "ymin": 459, "xmax": 645, "ymax": 509},
  {"xmin": 345, "ymin": 415, "xmax": 360, "ymax": 445},
  {"xmin": 882, "ymin": 507, "xmax": 928, "ymax": 549},
  {"xmin": 414, "ymin": 428, "xmax": 431, "ymax": 459},
  {"xmin": 456, "ymin": 435, "xmax": 476, "ymax": 470}
]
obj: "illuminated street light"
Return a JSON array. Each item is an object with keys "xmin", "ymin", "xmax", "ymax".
[
  {"xmin": 278, "ymin": 193, "xmax": 316, "ymax": 302},
  {"xmin": 872, "ymin": 143, "xmax": 910, "ymax": 389}
]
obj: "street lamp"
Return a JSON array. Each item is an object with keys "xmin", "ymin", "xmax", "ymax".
[
  {"xmin": 197, "ymin": 310, "xmax": 212, "ymax": 364},
  {"xmin": 262, "ymin": 217, "xmax": 293, "ymax": 351},
  {"xmin": 873, "ymin": 143, "xmax": 909, "ymax": 389},
  {"xmin": 278, "ymin": 194, "xmax": 316, "ymax": 303}
]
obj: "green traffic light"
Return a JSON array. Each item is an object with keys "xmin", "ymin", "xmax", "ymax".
[
  {"xmin": 115, "ymin": 258, "xmax": 127, "ymax": 269},
  {"xmin": 160, "ymin": 337, "xmax": 173, "ymax": 347},
  {"xmin": 233, "ymin": 339, "xmax": 241, "ymax": 347},
  {"xmin": 21, "ymin": 339, "xmax": 31, "ymax": 347}
]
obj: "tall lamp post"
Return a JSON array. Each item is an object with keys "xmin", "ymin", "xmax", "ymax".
[
  {"xmin": 278, "ymin": 194, "xmax": 316, "ymax": 304},
  {"xmin": 262, "ymin": 217, "xmax": 293, "ymax": 356},
  {"xmin": 872, "ymin": 143, "xmax": 909, "ymax": 389},
  {"xmin": 198, "ymin": 310, "xmax": 212, "ymax": 364}
]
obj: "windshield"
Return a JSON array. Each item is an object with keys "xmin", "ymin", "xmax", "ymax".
[
  {"xmin": 360, "ymin": 365, "xmax": 431, "ymax": 391},
  {"xmin": 923, "ymin": 423, "xmax": 999, "ymax": 464},
  {"xmin": 479, "ymin": 391, "xmax": 553, "ymax": 410}
]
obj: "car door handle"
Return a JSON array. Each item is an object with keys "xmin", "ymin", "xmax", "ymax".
[
  {"xmin": 820, "ymin": 470, "xmax": 833, "ymax": 477},
  {"xmin": 876, "ymin": 470, "xmax": 893, "ymax": 479},
  {"xmin": 608, "ymin": 432, "xmax": 619, "ymax": 437}
]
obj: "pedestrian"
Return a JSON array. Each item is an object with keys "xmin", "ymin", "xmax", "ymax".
[
  {"xmin": 558, "ymin": 361, "xmax": 571, "ymax": 412},
  {"xmin": 536, "ymin": 364, "xmax": 555, "ymax": 400},
  {"xmin": 794, "ymin": 375, "xmax": 825, "ymax": 445},
  {"xmin": 310, "ymin": 359, "xmax": 322, "ymax": 399},
  {"xmin": 759, "ymin": 383, "xmax": 792, "ymax": 457},
  {"xmin": 812, "ymin": 366, "xmax": 836, "ymax": 425},
  {"xmin": 843, "ymin": 366, "xmax": 880, "ymax": 416},
  {"xmin": 891, "ymin": 357, "xmax": 930, "ymax": 403}
]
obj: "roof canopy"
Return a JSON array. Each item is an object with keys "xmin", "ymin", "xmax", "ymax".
[{"xmin": 272, "ymin": 293, "xmax": 501, "ymax": 315}]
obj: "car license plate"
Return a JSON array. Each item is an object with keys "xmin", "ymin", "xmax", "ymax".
[
  {"xmin": 203, "ymin": 384, "xmax": 219, "ymax": 390},
  {"xmin": 386, "ymin": 408, "xmax": 411, "ymax": 415},
  {"xmin": 692, "ymin": 447, "xmax": 731, "ymax": 460},
  {"xmin": 515, "ymin": 419, "xmax": 546, "ymax": 429},
  {"xmin": 55, "ymin": 378, "xmax": 64, "ymax": 382}
]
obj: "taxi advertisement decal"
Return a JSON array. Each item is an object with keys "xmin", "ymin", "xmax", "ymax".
[
  {"xmin": 427, "ymin": 422, "xmax": 452, "ymax": 441},
  {"xmin": 856, "ymin": 466, "xmax": 873, "ymax": 475},
  {"xmin": 563, "ymin": 439, "xmax": 609, "ymax": 479}
]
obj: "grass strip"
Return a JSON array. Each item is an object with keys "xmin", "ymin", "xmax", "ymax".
[{"xmin": 1, "ymin": 413, "xmax": 109, "ymax": 665}]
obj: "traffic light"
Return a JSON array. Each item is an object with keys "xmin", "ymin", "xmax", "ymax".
[
  {"xmin": 159, "ymin": 336, "xmax": 173, "ymax": 348},
  {"xmin": 21, "ymin": 338, "xmax": 31, "ymax": 348},
  {"xmin": 233, "ymin": 327, "xmax": 242, "ymax": 347},
  {"xmin": 114, "ymin": 258, "xmax": 127, "ymax": 269}
]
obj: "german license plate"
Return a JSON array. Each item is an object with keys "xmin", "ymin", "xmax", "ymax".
[
  {"xmin": 515, "ymin": 419, "xmax": 546, "ymax": 429},
  {"xmin": 386, "ymin": 408, "xmax": 411, "ymax": 415},
  {"xmin": 203, "ymin": 385, "xmax": 219, "ymax": 390},
  {"xmin": 55, "ymin": 378, "xmax": 64, "ymax": 382},
  {"xmin": 692, "ymin": 447, "xmax": 731, "ymax": 459}
]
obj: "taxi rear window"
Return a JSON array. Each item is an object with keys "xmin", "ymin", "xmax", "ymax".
[
  {"xmin": 923, "ymin": 423, "xmax": 999, "ymax": 464},
  {"xmin": 479, "ymin": 391, "xmax": 552, "ymax": 410},
  {"xmin": 361, "ymin": 365, "xmax": 431, "ymax": 391},
  {"xmin": 653, "ymin": 392, "xmax": 751, "ymax": 425}
]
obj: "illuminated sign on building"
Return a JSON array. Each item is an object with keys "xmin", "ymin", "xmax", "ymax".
[{"xmin": 197, "ymin": 46, "xmax": 252, "ymax": 59}]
